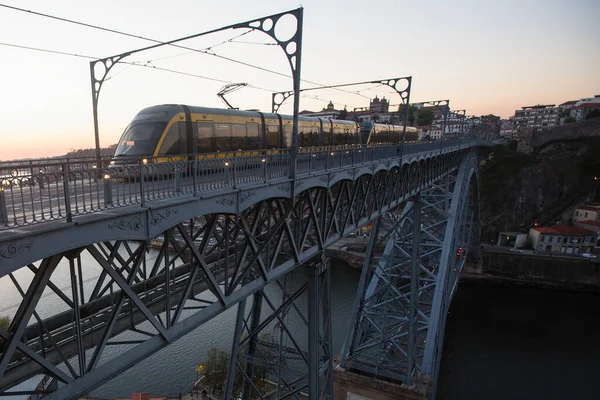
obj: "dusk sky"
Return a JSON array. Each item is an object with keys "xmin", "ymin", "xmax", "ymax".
[{"xmin": 0, "ymin": 0, "xmax": 598, "ymax": 160}]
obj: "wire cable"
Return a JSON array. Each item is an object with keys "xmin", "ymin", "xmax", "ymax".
[
  {"xmin": 0, "ymin": 2, "xmax": 374, "ymax": 99},
  {"xmin": 0, "ymin": 41, "xmax": 96, "ymax": 59},
  {"xmin": 0, "ymin": 39, "xmax": 280, "ymax": 93}
]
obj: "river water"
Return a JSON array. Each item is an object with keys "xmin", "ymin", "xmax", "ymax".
[{"xmin": 1, "ymin": 259, "xmax": 599, "ymax": 399}]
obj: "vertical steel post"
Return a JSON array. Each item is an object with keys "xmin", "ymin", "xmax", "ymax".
[
  {"xmin": 406, "ymin": 194, "xmax": 421, "ymax": 385},
  {"xmin": 140, "ymin": 163, "xmax": 146, "ymax": 208},
  {"xmin": 193, "ymin": 159, "xmax": 198, "ymax": 197},
  {"xmin": 242, "ymin": 291, "xmax": 263, "ymax": 400},
  {"xmin": 174, "ymin": 165, "xmax": 181, "ymax": 193},
  {"xmin": 232, "ymin": 153, "xmax": 238, "ymax": 189},
  {"xmin": 103, "ymin": 174, "xmax": 113, "ymax": 206},
  {"xmin": 62, "ymin": 163, "xmax": 72, "ymax": 222},
  {"xmin": 399, "ymin": 79, "xmax": 412, "ymax": 161},
  {"xmin": 0, "ymin": 186, "xmax": 8, "ymax": 225},
  {"xmin": 290, "ymin": 9, "xmax": 304, "ymax": 183},
  {"xmin": 307, "ymin": 258, "xmax": 320, "ymax": 399},
  {"xmin": 225, "ymin": 298, "xmax": 247, "ymax": 400},
  {"xmin": 440, "ymin": 105, "xmax": 449, "ymax": 153},
  {"xmin": 323, "ymin": 258, "xmax": 334, "ymax": 397},
  {"xmin": 69, "ymin": 256, "xmax": 86, "ymax": 378}
]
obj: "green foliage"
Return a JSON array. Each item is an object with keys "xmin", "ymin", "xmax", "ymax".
[
  {"xmin": 0, "ymin": 316, "xmax": 10, "ymax": 331},
  {"xmin": 198, "ymin": 336, "xmax": 275, "ymax": 396},
  {"xmin": 397, "ymin": 104, "xmax": 415, "ymax": 125},
  {"xmin": 564, "ymin": 117, "xmax": 576, "ymax": 124},
  {"xmin": 200, "ymin": 347, "xmax": 230, "ymax": 394},
  {"xmin": 338, "ymin": 107, "xmax": 348, "ymax": 120},
  {"xmin": 417, "ymin": 109, "xmax": 435, "ymax": 126}
]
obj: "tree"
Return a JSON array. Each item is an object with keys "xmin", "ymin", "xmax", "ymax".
[
  {"xmin": 397, "ymin": 104, "xmax": 415, "ymax": 125},
  {"xmin": 564, "ymin": 117, "xmax": 576, "ymax": 124},
  {"xmin": 417, "ymin": 109, "xmax": 435, "ymax": 126},
  {"xmin": 198, "ymin": 336, "xmax": 277, "ymax": 397},
  {"xmin": 200, "ymin": 347, "xmax": 230, "ymax": 394},
  {"xmin": 0, "ymin": 316, "xmax": 10, "ymax": 331},
  {"xmin": 338, "ymin": 106, "xmax": 348, "ymax": 120}
]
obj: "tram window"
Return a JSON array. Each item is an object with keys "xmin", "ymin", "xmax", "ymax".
[
  {"xmin": 283, "ymin": 124, "xmax": 293, "ymax": 148},
  {"xmin": 310, "ymin": 127, "xmax": 319, "ymax": 146},
  {"xmin": 158, "ymin": 122, "xmax": 184, "ymax": 155},
  {"xmin": 267, "ymin": 124, "xmax": 279, "ymax": 148},
  {"xmin": 232, "ymin": 124, "xmax": 246, "ymax": 150},
  {"xmin": 215, "ymin": 123, "xmax": 232, "ymax": 152},
  {"xmin": 196, "ymin": 122, "xmax": 215, "ymax": 153},
  {"xmin": 299, "ymin": 123, "xmax": 315, "ymax": 147},
  {"xmin": 333, "ymin": 127, "xmax": 346, "ymax": 145},
  {"xmin": 323, "ymin": 127, "xmax": 331, "ymax": 145},
  {"xmin": 247, "ymin": 123, "xmax": 259, "ymax": 150}
]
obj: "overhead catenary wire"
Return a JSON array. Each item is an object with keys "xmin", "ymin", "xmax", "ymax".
[
  {"xmin": 0, "ymin": 2, "xmax": 374, "ymax": 99},
  {"xmin": 0, "ymin": 40, "xmax": 281, "ymax": 92},
  {"xmin": 0, "ymin": 39, "xmax": 374, "ymax": 110}
]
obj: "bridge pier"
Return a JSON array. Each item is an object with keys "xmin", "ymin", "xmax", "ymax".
[{"xmin": 333, "ymin": 356, "xmax": 432, "ymax": 400}]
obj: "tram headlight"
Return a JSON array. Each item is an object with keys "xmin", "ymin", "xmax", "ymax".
[{"xmin": 142, "ymin": 159, "xmax": 148, "ymax": 165}]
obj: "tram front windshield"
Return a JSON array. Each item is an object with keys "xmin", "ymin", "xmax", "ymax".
[{"xmin": 114, "ymin": 122, "xmax": 167, "ymax": 157}]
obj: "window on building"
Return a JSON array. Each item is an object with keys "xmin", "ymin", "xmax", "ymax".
[{"xmin": 549, "ymin": 236, "xmax": 554, "ymax": 243}]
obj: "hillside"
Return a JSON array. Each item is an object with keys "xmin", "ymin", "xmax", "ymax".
[{"xmin": 479, "ymin": 138, "xmax": 600, "ymax": 242}]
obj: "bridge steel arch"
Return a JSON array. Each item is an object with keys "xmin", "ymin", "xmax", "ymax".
[
  {"xmin": 0, "ymin": 147, "xmax": 481, "ymax": 399},
  {"xmin": 341, "ymin": 151, "xmax": 480, "ymax": 399}
]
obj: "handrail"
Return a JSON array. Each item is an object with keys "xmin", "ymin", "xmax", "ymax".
[{"xmin": 0, "ymin": 139, "xmax": 491, "ymax": 230}]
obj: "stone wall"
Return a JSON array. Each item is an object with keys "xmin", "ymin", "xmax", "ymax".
[
  {"xmin": 517, "ymin": 118, "xmax": 600, "ymax": 154},
  {"xmin": 478, "ymin": 251, "xmax": 600, "ymax": 290}
]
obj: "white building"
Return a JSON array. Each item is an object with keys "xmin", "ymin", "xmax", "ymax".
[
  {"xmin": 573, "ymin": 204, "xmax": 600, "ymax": 223},
  {"xmin": 528, "ymin": 224, "xmax": 597, "ymax": 254},
  {"xmin": 513, "ymin": 105, "xmax": 559, "ymax": 130}
]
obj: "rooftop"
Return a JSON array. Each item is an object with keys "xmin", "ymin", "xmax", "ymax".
[
  {"xmin": 578, "ymin": 220, "xmax": 600, "ymax": 228},
  {"xmin": 576, "ymin": 205, "xmax": 600, "ymax": 212},
  {"xmin": 533, "ymin": 224, "xmax": 595, "ymax": 236}
]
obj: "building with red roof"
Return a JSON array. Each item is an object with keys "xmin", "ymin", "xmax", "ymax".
[
  {"xmin": 574, "ymin": 220, "xmax": 600, "ymax": 249},
  {"xmin": 573, "ymin": 204, "xmax": 600, "ymax": 224},
  {"xmin": 528, "ymin": 224, "xmax": 597, "ymax": 254}
]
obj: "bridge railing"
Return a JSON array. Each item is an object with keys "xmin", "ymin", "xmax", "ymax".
[{"xmin": 0, "ymin": 140, "xmax": 487, "ymax": 231}]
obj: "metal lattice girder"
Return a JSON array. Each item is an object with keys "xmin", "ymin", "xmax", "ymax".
[
  {"xmin": 0, "ymin": 149, "xmax": 473, "ymax": 399},
  {"xmin": 341, "ymin": 151, "xmax": 480, "ymax": 395},
  {"xmin": 225, "ymin": 256, "xmax": 332, "ymax": 400}
]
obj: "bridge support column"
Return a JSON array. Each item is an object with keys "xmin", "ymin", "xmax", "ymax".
[
  {"xmin": 226, "ymin": 255, "xmax": 333, "ymax": 399},
  {"xmin": 308, "ymin": 255, "xmax": 334, "ymax": 399},
  {"xmin": 333, "ymin": 360, "xmax": 433, "ymax": 400}
]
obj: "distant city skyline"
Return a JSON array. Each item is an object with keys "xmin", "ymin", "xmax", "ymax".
[{"xmin": 0, "ymin": 0, "xmax": 599, "ymax": 160}]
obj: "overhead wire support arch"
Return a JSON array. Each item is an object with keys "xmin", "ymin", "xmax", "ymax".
[
  {"xmin": 271, "ymin": 76, "xmax": 412, "ymax": 160},
  {"xmin": 89, "ymin": 7, "xmax": 304, "ymax": 182}
]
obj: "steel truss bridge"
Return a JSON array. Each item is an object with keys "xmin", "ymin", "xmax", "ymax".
[{"xmin": 0, "ymin": 139, "xmax": 488, "ymax": 399}]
